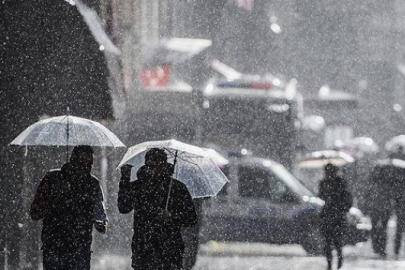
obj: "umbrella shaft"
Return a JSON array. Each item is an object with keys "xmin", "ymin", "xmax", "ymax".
[{"xmin": 165, "ymin": 178, "xmax": 173, "ymax": 210}]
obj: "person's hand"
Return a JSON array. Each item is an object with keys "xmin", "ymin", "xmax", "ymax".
[
  {"xmin": 165, "ymin": 163, "xmax": 174, "ymax": 176},
  {"xmin": 120, "ymin": 164, "xmax": 133, "ymax": 181},
  {"xmin": 158, "ymin": 209, "xmax": 171, "ymax": 222},
  {"xmin": 94, "ymin": 220, "xmax": 108, "ymax": 234}
]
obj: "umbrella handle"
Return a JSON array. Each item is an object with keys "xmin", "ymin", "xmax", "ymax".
[
  {"xmin": 165, "ymin": 179, "xmax": 173, "ymax": 210},
  {"xmin": 173, "ymin": 150, "xmax": 178, "ymax": 167},
  {"xmin": 66, "ymin": 107, "xmax": 70, "ymax": 162},
  {"xmin": 165, "ymin": 151, "xmax": 178, "ymax": 210}
]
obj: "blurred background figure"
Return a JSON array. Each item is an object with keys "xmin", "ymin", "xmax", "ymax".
[
  {"xmin": 364, "ymin": 160, "xmax": 393, "ymax": 258},
  {"xmin": 393, "ymin": 164, "xmax": 405, "ymax": 259},
  {"xmin": 335, "ymin": 137, "xmax": 379, "ymax": 212},
  {"xmin": 318, "ymin": 163, "xmax": 353, "ymax": 270},
  {"xmin": 384, "ymin": 136, "xmax": 405, "ymax": 258},
  {"xmin": 363, "ymin": 136, "xmax": 405, "ymax": 258}
]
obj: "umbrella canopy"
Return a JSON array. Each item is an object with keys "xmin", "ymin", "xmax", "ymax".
[
  {"xmin": 202, "ymin": 148, "xmax": 229, "ymax": 169},
  {"xmin": 296, "ymin": 150, "xmax": 355, "ymax": 168},
  {"xmin": 335, "ymin": 137, "xmax": 379, "ymax": 158},
  {"xmin": 385, "ymin": 135, "xmax": 405, "ymax": 153},
  {"xmin": 10, "ymin": 115, "xmax": 125, "ymax": 148},
  {"xmin": 118, "ymin": 139, "xmax": 229, "ymax": 198}
]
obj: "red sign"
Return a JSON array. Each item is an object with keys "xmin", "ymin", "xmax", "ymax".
[{"xmin": 140, "ymin": 65, "xmax": 171, "ymax": 88}]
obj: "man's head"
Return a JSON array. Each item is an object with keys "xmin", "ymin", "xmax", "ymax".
[
  {"xmin": 324, "ymin": 163, "xmax": 339, "ymax": 178},
  {"xmin": 144, "ymin": 148, "xmax": 173, "ymax": 177},
  {"xmin": 70, "ymin": 145, "xmax": 94, "ymax": 173},
  {"xmin": 145, "ymin": 148, "xmax": 167, "ymax": 166}
]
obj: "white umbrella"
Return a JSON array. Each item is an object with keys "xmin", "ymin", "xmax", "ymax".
[
  {"xmin": 296, "ymin": 150, "xmax": 355, "ymax": 168},
  {"xmin": 10, "ymin": 115, "xmax": 125, "ymax": 159},
  {"xmin": 385, "ymin": 135, "xmax": 405, "ymax": 153},
  {"xmin": 335, "ymin": 137, "xmax": 379, "ymax": 158},
  {"xmin": 118, "ymin": 139, "xmax": 229, "ymax": 199}
]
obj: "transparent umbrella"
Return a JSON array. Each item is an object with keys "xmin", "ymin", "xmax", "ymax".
[
  {"xmin": 118, "ymin": 139, "xmax": 229, "ymax": 198},
  {"xmin": 10, "ymin": 115, "xmax": 126, "ymax": 160}
]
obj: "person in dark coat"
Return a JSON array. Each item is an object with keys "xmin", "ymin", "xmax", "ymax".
[
  {"xmin": 318, "ymin": 163, "xmax": 352, "ymax": 270},
  {"xmin": 389, "ymin": 155, "xmax": 405, "ymax": 258},
  {"xmin": 364, "ymin": 159, "xmax": 397, "ymax": 258},
  {"xmin": 30, "ymin": 145, "xmax": 108, "ymax": 270},
  {"xmin": 394, "ymin": 174, "xmax": 405, "ymax": 258},
  {"xmin": 118, "ymin": 148, "xmax": 198, "ymax": 270}
]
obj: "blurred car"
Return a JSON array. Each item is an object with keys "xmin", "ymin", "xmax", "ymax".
[{"xmin": 199, "ymin": 153, "xmax": 371, "ymax": 255}]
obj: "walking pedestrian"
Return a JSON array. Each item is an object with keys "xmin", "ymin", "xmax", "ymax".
[
  {"xmin": 394, "ymin": 192, "xmax": 405, "ymax": 258},
  {"xmin": 118, "ymin": 148, "xmax": 197, "ymax": 270},
  {"xmin": 30, "ymin": 145, "xmax": 108, "ymax": 270},
  {"xmin": 318, "ymin": 163, "xmax": 352, "ymax": 270},
  {"xmin": 364, "ymin": 156, "xmax": 402, "ymax": 258},
  {"xmin": 390, "ymin": 152, "xmax": 405, "ymax": 258}
]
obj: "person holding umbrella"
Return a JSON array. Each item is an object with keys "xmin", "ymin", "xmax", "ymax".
[
  {"xmin": 30, "ymin": 145, "xmax": 108, "ymax": 270},
  {"xmin": 118, "ymin": 148, "xmax": 198, "ymax": 270}
]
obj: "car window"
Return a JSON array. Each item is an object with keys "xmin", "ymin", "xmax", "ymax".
[
  {"xmin": 217, "ymin": 165, "xmax": 230, "ymax": 197},
  {"xmin": 272, "ymin": 164, "xmax": 314, "ymax": 197},
  {"xmin": 238, "ymin": 166, "xmax": 289, "ymax": 202}
]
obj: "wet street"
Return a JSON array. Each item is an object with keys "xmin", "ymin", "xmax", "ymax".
[
  {"xmin": 92, "ymin": 221, "xmax": 405, "ymax": 270},
  {"xmin": 92, "ymin": 242, "xmax": 405, "ymax": 270}
]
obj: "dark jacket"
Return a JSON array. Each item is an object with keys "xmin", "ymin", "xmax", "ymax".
[
  {"xmin": 118, "ymin": 166, "xmax": 197, "ymax": 270},
  {"xmin": 364, "ymin": 161, "xmax": 397, "ymax": 217},
  {"xmin": 30, "ymin": 163, "xmax": 107, "ymax": 252},
  {"xmin": 318, "ymin": 176, "xmax": 352, "ymax": 229}
]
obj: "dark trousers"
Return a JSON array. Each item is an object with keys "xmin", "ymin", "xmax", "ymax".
[
  {"xmin": 324, "ymin": 235, "xmax": 343, "ymax": 267},
  {"xmin": 132, "ymin": 240, "xmax": 184, "ymax": 270},
  {"xmin": 43, "ymin": 248, "xmax": 91, "ymax": 270},
  {"xmin": 322, "ymin": 225, "xmax": 344, "ymax": 270},
  {"xmin": 395, "ymin": 214, "xmax": 405, "ymax": 255},
  {"xmin": 371, "ymin": 214, "xmax": 390, "ymax": 256}
]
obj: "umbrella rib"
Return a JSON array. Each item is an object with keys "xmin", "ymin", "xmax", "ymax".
[
  {"xmin": 176, "ymin": 155, "xmax": 199, "ymax": 166},
  {"xmin": 190, "ymin": 161, "xmax": 215, "ymax": 196},
  {"xmin": 68, "ymin": 117, "xmax": 76, "ymax": 145},
  {"xmin": 88, "ymin": 121, "xmax": 106, "ymax": 146},
  {"xmin": 158, "ymin": 148, "xmax": 214, "ymax": 194},
  {"xmin": 164, "ymin": 148, "xmax": 200, "ymax": 166},
  {"xmin": 90, "ymin": 121, "xmax": 122, "ymax": 147}
]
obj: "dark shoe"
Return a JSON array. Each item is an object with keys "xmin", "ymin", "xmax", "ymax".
[
  {"xmin": 338, "ymin": 257, "xmax": 343, "ymax": 269},
  {"xmin": 326, "ymin": 260, "xmax": 332, "ymax": 270}
]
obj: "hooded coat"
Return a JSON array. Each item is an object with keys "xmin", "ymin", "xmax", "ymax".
[
  {"xmin": 118, "ymin": 165, "xmax": 197, "ymax": 270},
  {"xmin": 30, "ymin": 163, "xmax": 107, "ymax": 253}
]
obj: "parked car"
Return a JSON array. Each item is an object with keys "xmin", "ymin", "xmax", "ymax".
[{"xmin": 199, "ymin": 154, "xmax": 371, "ymax": 255}]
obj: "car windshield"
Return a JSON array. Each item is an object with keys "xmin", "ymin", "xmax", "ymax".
[{"xmin": 271, "ymin": 163, "xmax": 314, "ymax": 197}]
